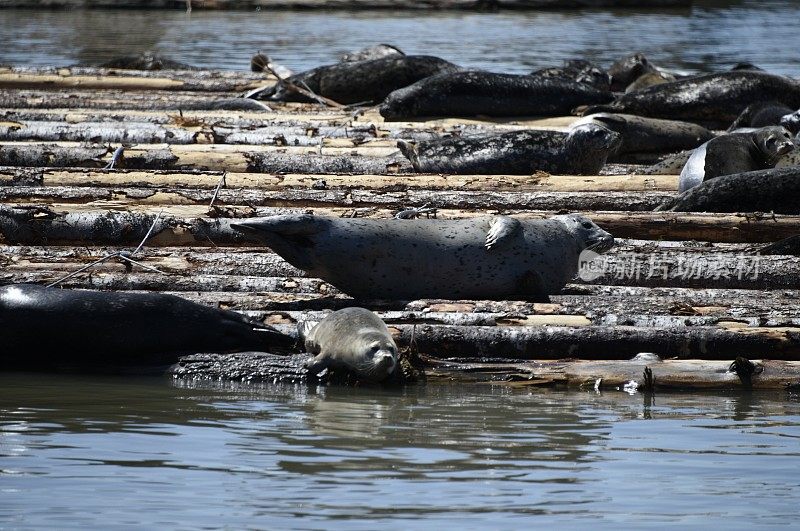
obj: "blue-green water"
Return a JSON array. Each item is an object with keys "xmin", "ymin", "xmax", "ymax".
[
  {"xmin": 2, "ymin": 374, "xmax": 799, "ymax": 528},
  {"xmin": 0, "ymin": 1, "xmax": 799, "ymax": 76}
]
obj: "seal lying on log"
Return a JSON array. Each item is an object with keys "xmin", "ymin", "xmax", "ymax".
[
  {"xmin": 299, "ymin": 307, "xmax": 398, "ymax": 383},
  {"xmin": 233, "ymin": 213, "xmax": 614, "ymax": 302},
  {"xmin": 531, "ymin": 59, "xmax": 611, "ymax": 91},
  {"xmin": 570, "ymin": 113, "xmax": 714, "ymax": 155},
  {"xmin": 581, "ymin": 71, "xmax": 800, "ymax": 125},
  {"xmin": 397, "ymin": 124, "xmax": 621, "ymax": 175},
  {"xmin": 657, "ymin": 167, "xmax": 800, "ymax": 214},
  {"xmin": 249, "ymin": 55, "xmax": 460, "ymax": 105},
  {"xmin": 379, "ymin": 70, "xmax": 614, "ymax": 120},
  {"xmin": 0, "ymin": 284, "xmax": 295, "ymax": 370},
  {"xmin": 678, "ymin": 126, "xmax": 795, "ymax": 193},
  {"xmin": 98, "ymin": 52, "xmax": 195, "ymax": 71}
]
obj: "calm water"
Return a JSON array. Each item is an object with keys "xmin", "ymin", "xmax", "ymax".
[
  {"xmin": 1, "ymin": 1, "xmax": 799, "ymax": 76},
  {"xmin": 2, "ymin": 374, "xmax": 799, "ymax": 528}
]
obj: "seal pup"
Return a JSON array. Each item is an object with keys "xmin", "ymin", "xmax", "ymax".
[
  {"xmin": 658, "ymin": 167, "xmax": 800, "ymax": 214},
  {"xmin": 249, "ymin": 55, "xmax": 460, "ymax": 105},
  {"xmin": 727, "ymin": 101, "xmax": 795, "ymax": 132},
  {"xmin": 299, "ymin": 307, "xmax": 397, "ymax": 383},
  {"xmin": 340, "ymin": 44, "xmax": 404, "ymax": 63},
  {"xmin": 571, "ymin": 113, "xmax": 714, "ymax": 156},
  {"xmin": 397, "ymin": 124, "xmax": 621, "ymax": 175},
  {"xmin": 380, "ymin": 70, "xmax": 614, "ymax": 120},
  {"xmin": 580, "ymin": 71, "xmax": 800, "ymax": 125},
  {"xmin": 232, "ymin": 213, "xmax": 614, "ymax": 301},
  {"xmin": 678, "ymin": 126, "xmax": 796, "ymax": 192},
  {"xmin": 0, "ymin": 284, "xmax": 295, "ymax": 370}
]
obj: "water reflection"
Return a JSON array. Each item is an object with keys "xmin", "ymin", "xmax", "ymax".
[
  {"xmin": 1, "ymin": 373, "xmax": 799, "ymax": 526},
  {"xmin": 1, "ymin": 2, "xmax": 799, "ymax": 75}
]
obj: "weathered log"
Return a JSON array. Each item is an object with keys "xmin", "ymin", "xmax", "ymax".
[
  {"xmin": 0, "ymin": 71, "xmax": 265, "ymax": 93},
  {"xmin": 0, "ymin": 167, "xmax": 679, "ymax": 192},
  {"xmin": 390, "ymin": 323, "xmax": 800, "ymax": 361}
]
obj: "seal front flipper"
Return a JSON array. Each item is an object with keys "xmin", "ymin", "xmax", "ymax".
[
  {"xmin": 485, "ymin": 216, "xmax": 522, "ymax": 250},
  {"xmin": 232, "ymin": 214, "xmax": 326, "ymax": 271}
]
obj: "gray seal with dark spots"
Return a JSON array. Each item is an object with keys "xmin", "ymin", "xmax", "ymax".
[
  {"xmin": 299, "ymin": 307, "xmax": 397, "ymax": 383},
  {"xmin": 658, "ymin": 167, "xmax": 800, "ymax": 214},
  {"xmin": 251, "ymin": 55, "xmax": 460, "ymax": 105},
  {"xmin": 572, "ymin": 113, "xmax": 714, "ymax": 155},
  {"xmin": 397, "ymin": 124, "xmax": 621, "ymax": 175},
  {"xmin": 340, "ymin": 44, "xmax": 404, "ymax": 63},
  {"xmin": 531, "ymin": 59, "xmax": 610, "ymax": 91},
  {"xmin": 0, "ymin": 284, "xmax": 295, "ymax": 370},
  {"xmin": 607, "ymin": 52, "xmax": 660, "ymax": 92},
  {"xmin": 233, "ymin": 213, "xmax": 614, "ymax": 302},
  {"xmin": 727, "ymin": 101, "xmax": 796, "ymax": 132},
  {"xmin": 581, "ymin": 71, "xmax": 800, "ymax": 125},
  {"xmin": 678, "ymin": 126, "xmax": 795, "ymax": 193},
  {"xmin": 379, "ymin": 70, "xmax": 614, "ymax": 120}
]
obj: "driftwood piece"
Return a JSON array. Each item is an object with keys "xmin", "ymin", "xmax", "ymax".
[
  {"xmin": 0, "ymin": 0, "xmax": 693, "ymax": 8},
  {"xmin": 0, "ymin": 71, "xmax": 265, "ymax": 93}
]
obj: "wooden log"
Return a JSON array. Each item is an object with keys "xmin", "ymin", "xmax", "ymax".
[
  {"xmin": 0, "ymin": 72, "xmax": 265, "ymax": 93},
  {"xmin": 390, "ymin": 324, "xmax": 800, "ymax": 361},
  {"xmin": 3, "ymin": 66, "xmax": 269, "ymax": 84}
]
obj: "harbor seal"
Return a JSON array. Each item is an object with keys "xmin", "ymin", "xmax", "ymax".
[
  {"xmin": 250, "ymin": 55, "xmax": 460, "ymax": 105},
  {"xmin": 232, "ymin": 213, "xmax": 614, "ymax": 301},
  {"xmin": 0, "ymin": 284, "xmax": 295, "ymax": 370},
  {"xmin": 581, "ymin": 71, "xmax": 800, "ymax": 125},
  {"xmin": 780, "ymin": 109, "xmax": 800, "ymax": 135},
  {"xmin": 380, "ymin": 70, "xmax": 614, "ymax": 120},
  {"xmin": 678, "ymin": 126, "xmax": 796, "ymax": 193},
  {"xmin": 98, "ymin": 52, "xmax": 195, "ymax": 71},
  {"xmin": 570, "ymin": 113, "xmax": 714, "ymax": 156},
  {"xmin": 624, "ymin": 70, "xmax": 676, "ymax": 93},
  {"xmin": 397, "ymin": 124, "xmax": 621, "ymax": 175},
  {"xmin": 607, "ymin": 52, "xmax": 660, "ymax": 92},
  {"xmin": 727, "ymin": 101, "xmax": 795, "ymax": 131},
  {"xmin": 299, "ymin": 307, "xmax": 397, "ymax": 382},
  {"xmin": 658, "ymin": 167, "xmax": 800, "ymax": 214},
  {"xmin": 340, "ymin": 44, "xmax": 404, "ymax": 63},
  {"xmin": 531, "ymin": 59, "xmax": 611, "ymax": 91}
]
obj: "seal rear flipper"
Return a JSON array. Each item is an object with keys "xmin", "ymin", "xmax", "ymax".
[
  {"xmin": 517, "ymin": 270, "xmax": 550, "ymax": 302},
  {"xmin": 232, "ymin": 214, "xmax": 326, "ymax": 271},
  {"xmin": 485, "ymin": 216, "xmax": 522, "ymax": 250}
]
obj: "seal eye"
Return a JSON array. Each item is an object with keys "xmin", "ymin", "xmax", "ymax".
[{"xmin": 581, "ymin": 221, "xmax": 594, "ymax": 229}]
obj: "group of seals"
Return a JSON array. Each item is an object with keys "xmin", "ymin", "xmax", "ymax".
[
  {"xmin": 233, "ymin": 213, "xmax": 614, "ymax": 302},
  {"xmin": 397, "ymin": 124, "xmax": 621, "ymax": 175},
  {"xmin": 0, "ymin": 284, "xmax": 294, "ymax": 369}
]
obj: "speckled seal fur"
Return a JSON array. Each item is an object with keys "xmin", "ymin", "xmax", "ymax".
[
  {"xmin": 299, "ymin": 307, "xmax": 397, "ymax": 383},
  {"xmin": 233, "ymin": 214, "xmax": 614, "ymax": 302},
  {"xmin": 678, "ymin": 126, "xmax": 796, "ymax": 193},
  {"xmin": 397, "ymin": 124, "xmax": 621, "ymax": 175}
]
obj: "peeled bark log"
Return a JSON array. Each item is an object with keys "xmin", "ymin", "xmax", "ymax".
[{"xmin": 0, "ymin": 71, "xmax": 265, "ymax": 93}]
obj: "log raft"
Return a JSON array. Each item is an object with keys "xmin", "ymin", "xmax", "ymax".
[{"xmin": 1, "ymin": 68, "xmax": 797, "ymax": 393}]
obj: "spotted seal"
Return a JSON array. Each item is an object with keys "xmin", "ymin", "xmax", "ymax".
[
  {"xmin": 299, "ymin": 307, "xmax": 397, "ymax": 382},
  {"xmin": 249, "ymin": 55, "xmax": 460, "ymax": 104},
  {"xmin": 233, "ymin": 213, "xmax": 614, "ymax": 302},
  {"xmin": 379, "ymin": 70, "xmax": 614, "ymax": 120},
  {"xmin": 658, "ymin": 167, "xmax": 800, "ymax": 214},
  {"xmin": 0, "ymin": 284, "xmax": 295, "ymax": 370},
  {"xmin": 397, "ymin": 124, "xmax": 621, "ymax": 175},
  {"xmin": 532, "ymin": 59, "xmax": 611, "ymax": 91},
  {"xmin": 571, "ymin": 113, "xmax": 713, "ymax": 156},
  {"xmin": 678, "ymin": 126, "xmax": 796, "ymax": 193},
  {"xmin": 727, "ymin": 101, "xmax": 796, "ymax": 132},
  {"xmin": 607, "ymin": 52, "xmax": 663, "ymax": 92},
  {"xmin": 580, "ymin": 71, "xmax": 800, "ymax": 125}
]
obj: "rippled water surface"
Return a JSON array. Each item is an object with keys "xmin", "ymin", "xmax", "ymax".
[
  {"xmin": 2, "ymin": 374, "xmax": 800, "ymax": 527},
  {"xmin": 1, "ymin": 1, "xmax": 799, "ymax": 75}
]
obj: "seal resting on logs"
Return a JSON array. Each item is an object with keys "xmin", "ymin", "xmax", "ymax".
[
  {"xmin": 396, "ymin": 123, "xmax": 621, "ymax": 175},
  {"xmin": 379, "ymin": 70, "xmax": 614, "ymax": 120},
  {"xmin": 233, "ymin": 214, "xmax": 614, "ymax": 302},
  {"xmin": 298, "ymin": 307, "xmax": 397, "ymax": 383},
  {"xmin": 580, "ymin": 71, "xmax": 800, "ymax": 125},
  {"xmin": 531, "ymin": 59, "xmax": 611, "ymax": 91},
  {"xmin": 678, "ymin": 126, "xmax": 796, "ymax": 193},
  {"xmin": 0, "ymin": 284, "xmax": 295, "ymax": 370}
]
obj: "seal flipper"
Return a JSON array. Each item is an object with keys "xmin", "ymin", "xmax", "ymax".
[
  {"xmin": 305, "ymin": 352, "xmax": 330, "ymax": 376},
  {"xmin": 397, "ymin": 140, "xmax": 422, "ymax": 171},
  {"xmin": 298, "ymin": 319, "xmax": 321, "ymax": 352},
  {"xmin": 517, "ymin": 270, "xmax": 550, "ymax": 302},
  {"xmin": 232, "ymin": 214, "xmax": 326, "ymax": 271},
  {"xmin": 485, "ymin": 216, "xmax": 522, "ymax": 250}
]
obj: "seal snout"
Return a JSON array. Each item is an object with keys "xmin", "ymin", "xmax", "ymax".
[{"xmin": 373, "ymin": 349, "xmax": 397, "ymax": 375}]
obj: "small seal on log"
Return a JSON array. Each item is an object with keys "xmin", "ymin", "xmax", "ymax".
[
  {"xmin": 299, "ymin": 307, "xmax": 397, "ymax": 382},
  {"xmin": 580, "ymin": 71, "xmax": 800, "ymax": 125},
  {"xmin": 571, "ymin": 113, "xmax": 714, "ymax": 155},
  {"xmin": 233, "ymin": 213, "xmax": 614, "ymax": 301},
  {"xmin": 0, "ymin": 284, "xmax": 295, "ymax": 370},
  {"xmin": 658, "ymin": 167, "xmax": 800, "ymax": 214},
  {"xmin": 379, "ymin": 70, "xmax": 614, "ymax": 120},
  {"xmin": 340, "ymin": 44, "xmax": 404, "ymax": 63},
  {"xmin": 397, "ymin": 124, "xmax": 621, "ymax": 175},
  {"xmin": 251, "ymin": 55, "xmax": 460, "ymax": 105},
  {"xmin": 678, "ymin": 126, "xmax": 795, "ymax": 193},
  {"xmin": 607, "ymin": 52, "xmax": 660, "ymax": 92}
]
